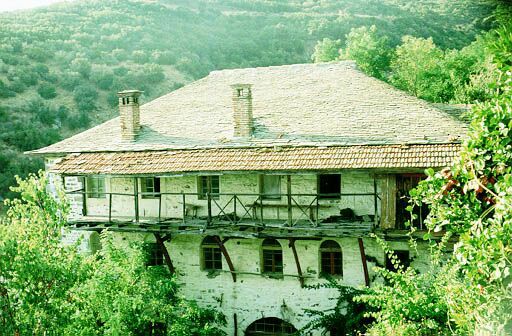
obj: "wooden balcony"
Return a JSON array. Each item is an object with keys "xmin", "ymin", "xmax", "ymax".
[{"xmin": 65, "ymin": 190, "xmax": 380, "ymax": 237}]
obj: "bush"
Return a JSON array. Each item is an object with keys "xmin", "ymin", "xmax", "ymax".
[
  {"xmin": 59, "ymin": 71, "xmax": 82, "ymax": 91},
  {"xmin": 37, "ymin": 83, "xmax": 57, "ymax": 99},
  {"xmin": 0, "ymin": 79, "xmax": 16, "ymax": 98}
]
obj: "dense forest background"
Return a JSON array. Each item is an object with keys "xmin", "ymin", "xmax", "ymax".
[{"xmin": 0, "ymin": 0, "xmax": 500, "ymax": 200}]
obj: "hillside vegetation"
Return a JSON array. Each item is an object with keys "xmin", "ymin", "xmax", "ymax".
[{"xmin": 0, "ymin": 0, "xmax": 498, "ymax": 199}]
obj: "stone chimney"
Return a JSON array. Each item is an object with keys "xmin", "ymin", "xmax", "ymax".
[
  {"xmin": 231, "ymin": 84, "xmax": 253, "ymax": 138},
  {"xmin": 117, "ymin": 90, "xmax": 143, "ymax": 141}
]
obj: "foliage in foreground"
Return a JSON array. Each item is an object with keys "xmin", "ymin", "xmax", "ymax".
[
  {"xmin": 301, "ymin": 279, "xmax": 373, "ymax": 335},
  {"xmin": 357, "ymin": 34, "xmax": 512, "ymax": 336},
  {"xmin": 0, "ymin": 172, "xmax": 225, "ymax": 335}
]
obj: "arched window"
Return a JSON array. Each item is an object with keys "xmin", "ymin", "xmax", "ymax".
[
  {"xmin": 320, "ymin": 240, "xmax": 343, "ymax": 276},
  {"xmin": 201, "ymin": 236, "xmax": 222, "ymax": 271},
  {"xmin": 245, "ymin": 317, "xmax": 297, "ymax": 335},
  {"xmin": 262, "ymin": 238, "xmax": 283, "ymax": 274}
]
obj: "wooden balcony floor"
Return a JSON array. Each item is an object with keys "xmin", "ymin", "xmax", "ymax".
[{"xmin": 68, "ymin": 215, "xmax": 373, "ymax": 238}]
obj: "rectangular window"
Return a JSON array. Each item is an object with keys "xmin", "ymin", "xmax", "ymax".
[
  {"xmin": 321, "ymin": 251, "xmax": 343, "ymax": 275},
  {"xmin": 198, "ymin": 176, "xmax": 220, "ymax": 200},
  {"xmin": 203, "ymin": 247, "xmax": 222, "ymax": 270},
  {"xmin": 141, "ymin": 177, "xmax": 161, "ymax": 199},
  {"xmin": 260, "ymin": 175, "xmax": 281, "ymax": 200},
  {"xmin": 318, "ymin": 174, "xmax": 341, "ymax": 199},
  {"xmin": 262, "ymin": 249, "xmax": 283, "ymax": 273},
  {"xmin": 86, "ymin": 176, "xmax": 105, "ymax": 198}
]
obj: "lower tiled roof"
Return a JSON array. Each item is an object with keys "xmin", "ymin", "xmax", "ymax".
[{"xmin": 52, "ymin": 144, "xmax": 461, "ymax": 175}]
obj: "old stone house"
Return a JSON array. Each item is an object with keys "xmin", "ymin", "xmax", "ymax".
[{"xmin": 30, "ymin": 61, "xmax": 467, "ymax": 335}]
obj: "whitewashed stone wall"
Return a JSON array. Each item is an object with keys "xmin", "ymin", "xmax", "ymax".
[{"xmin": 100, "ymin": 232, "xmax": 430, "ymax": 335}]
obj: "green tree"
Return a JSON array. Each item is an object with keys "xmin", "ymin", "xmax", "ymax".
[
  {"xmin": 0, "ymin": 173, "xmax": 227, "ymax": 335},
  {"xmin": 0, "ymin": 173, "xmax": 85, "ymax": 334},
  {"xmin": 389, "ymin": 36, "xmax": 450, "ymax": 102},
  {"xmin": 71, "ymin": 57, "xmax": 92, "ymax": 79},
  {"xmin": 339, "ymin": 25, "xmax": 392, "ymax": 79},
  {"xmin": 311, "ymin": 38, "xmax": 342, "ymax": 63}
]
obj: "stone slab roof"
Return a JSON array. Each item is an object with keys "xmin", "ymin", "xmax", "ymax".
[
  {"xmin": 51, "ymin": 144, "xmax": 461, "ymax": 175},
  {"xmin": 31, "ymin": 61, "xmax": 467, "ymax": 155}
]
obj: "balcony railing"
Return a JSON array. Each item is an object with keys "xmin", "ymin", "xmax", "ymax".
[{"xmin": 66, "ymin": 190, "xmax": 380, "ymax": 230}]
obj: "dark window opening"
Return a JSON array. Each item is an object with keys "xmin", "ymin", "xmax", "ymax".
[
  {"xmin": 198, "ymin": 176, "xmax": 220, "ymax": 200},
  {"xmin": 260, "ymin": 175, "xmax": 281, "ymax": 200},
  {"xmin": 262, "ymin": 238, "xmax": 283, "ymax": 274},
  {"xmin": 202, "ymin": 236, "xmax": 222, "ymax": 271},
  {"xmin": 245, "ymin": 317, "xmax": 297, "ymax": 335},
  {"xmin": 385, "ymin": 250, "xmax": 410, "ymax": 272},
  {"xmin": 318, "ymin": 174, "xmax": 341, "ymax": 199},
  {"xmin": 237, "ymin": 88, "xmax": 243, "ymax": 96},
  {"xmin": 320, "ymin": 240, "xmax": 343, "ymax": 276},
  {"xmin": 141, "ymin": 177, "xmax": 161, "ymax": 199},
  {"xmin": 396, "ymin": 174, "xmax": 429, "ymax": 229},
  {"xmin": 145, "ymin": 243, "xmax": 164, "ymax": 267}
]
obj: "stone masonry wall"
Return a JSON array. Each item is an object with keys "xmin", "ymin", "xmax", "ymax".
[{"xmin": 99, "ymin": 232, "xmax": 431, "ymax": 335}]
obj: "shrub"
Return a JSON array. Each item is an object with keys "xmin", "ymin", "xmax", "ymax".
[{"xmin": 37, "ymin": 83, "xmax": 57, "ymax": 99}]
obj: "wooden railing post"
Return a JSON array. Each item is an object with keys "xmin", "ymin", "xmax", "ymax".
[
  {"xmin": 315, "ymin": 195, "xmax": 319, "ymax": 227},
  {"xmin": 182, "ymin": 192, "xmax": 186, "ymax": 224},
  {"xmin": 373, "ymin": 177, "xmax": 378, "ymax": 229},
  {"xmin": 81, "ymin": 177, "xmax": 87, "ymax": 216},
  {"xmin": 287, "ymin": 175, "xmax": 292, "ymax": 226},
  {"xmin": 158, "ymin": 193, "xmax": 162, "ymax": 223},
  {"xmin": 259, "ymin": 196, "xmax": 264, "ymax": 225},
  {"xmin": 233, "ymin": 195, "xmax": 237, "ymax": 224},
  {"xmin": 134, "ymin": 177, "xmax": 139, "ymax": 222},
  {"xmin": 207, "ymin": 192, "xmax": 212, "ymax": 226},
  {"xmin": 108, "ymin": 193, "xmax": 112, "ymax": 222}
]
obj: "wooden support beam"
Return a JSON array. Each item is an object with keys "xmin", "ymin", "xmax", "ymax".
[
  {"xmin": 233, "ymin": 313, "xmax": 238, "ymax": 336},
  {"xmin": 214, "ymin": 235, "xmax": 236, "ymax": 282},
  {"xmin": 154, "ymin": 233, "xmax": 175, "ymax": 275},
  {"xmin": 288, "ymin": 238, "xmax": 304, "ymax": 287},
  {"xmin": 358, "ymin": 238, "xmax": 370, "ymax": 287}
]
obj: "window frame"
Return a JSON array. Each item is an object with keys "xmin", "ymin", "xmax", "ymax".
[
  {"xmin": 201, "ymin": 236, "xmax": 223, "ymax": 271},
  {"xmin": 261, "ymin": 238, "xmax": 283, "ymax": 276},
  {"xmin": 198, "ymin": 175, "xmax": 220, "ymax": 200},
  {"xmin": 259, "ymin": 174, "xmax": 282, "ymax": 200},
  {"xmin": 141, "ymin": 177, "xmax": 161, "ymax": 199},
  {"xmin": 86, "ymin": 176, "xmax": 105, "ymax": 199},
  {"xmin": 245, "ymin": 317, "xmax": 297, "ymax": 335},
  {"xmin": 318, "ymin": 174, "xmax": 341, "ymax": 199},
  {"xmin": 319, "ymin": 240, "xmax": 343, "ymax": 277}
]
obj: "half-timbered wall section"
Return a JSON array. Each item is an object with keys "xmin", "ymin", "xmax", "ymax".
[{"xmin": 60, "ymin": 171, "xmax": 382, "ymax": 232}]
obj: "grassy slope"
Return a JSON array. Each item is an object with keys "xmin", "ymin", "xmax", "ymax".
[{"xmin": 0, "ymin": 0, "xmax": 497, "ymax": 199}]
